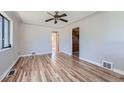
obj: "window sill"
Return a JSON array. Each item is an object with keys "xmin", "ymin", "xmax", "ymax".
[{"xmin": 0, "ymin": 47, "xmax": 12, "ymax": 53}]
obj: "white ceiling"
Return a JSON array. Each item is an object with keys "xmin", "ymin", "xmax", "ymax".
[{"xmin": 16, "ymin": 11, "xmax": 95, "ymax": 28}]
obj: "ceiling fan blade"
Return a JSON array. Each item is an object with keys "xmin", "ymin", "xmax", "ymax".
[
  {"xmin": 59, "ymin": 13, "xmax": 67, "ymax": 17},
  {"xmin": 60, "ymin": 19, "xmax": 68, "ymax": 22},
  {"xmin": 47, "ymin": 12, "xmax": 54, "ymax": 17},
  {"xmin": 45, "ymin": 18, "xmax": 54, "ymax": 22}
]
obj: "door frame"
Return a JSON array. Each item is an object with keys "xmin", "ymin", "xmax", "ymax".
[
  {"xmin": 52, "ymin": 31, "xmax": 59, "ymax": 52},
  {"xmin": 72, "ymin": 27, "xmax": 80, "ymax": 56}
]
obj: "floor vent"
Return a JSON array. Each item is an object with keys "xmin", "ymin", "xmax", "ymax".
[
  {"xmin": 32, "ymin": 52, "xmax": 36, "ymax": 55},
  {"xmin": 7, "ymin": 69, "xmax": 16, "ymax": 76},
  {"xmin": 102, "ymin": 60, "xmax": 113, "ymax": 70}
]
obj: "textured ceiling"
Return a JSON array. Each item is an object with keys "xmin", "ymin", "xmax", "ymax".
[{"xmin": 16, "ymin": 11, "xmax": 95, "ymax": 28}]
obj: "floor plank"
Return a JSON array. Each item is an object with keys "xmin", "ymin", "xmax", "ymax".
[{"xmin": 2, "ymin": 53, "xmax": 124, "ymax": 82}]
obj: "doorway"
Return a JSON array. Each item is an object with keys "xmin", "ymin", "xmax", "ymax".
[
  {"xmin": 72, "ymin": 27, "xmax": 79, "ymax": 57},
  {"xmin": 52, "ymin": 32, "xmax": 59, "ymax": 53}
]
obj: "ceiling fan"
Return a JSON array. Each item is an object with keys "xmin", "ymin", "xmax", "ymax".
[{"xmin": 45, "ymin": 11, "xmax": 68, "ymax": 24}]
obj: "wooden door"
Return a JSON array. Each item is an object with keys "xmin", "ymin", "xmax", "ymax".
[{"xmin": 72, "ymin": 27, "xmax": 79, "ymax": 53}]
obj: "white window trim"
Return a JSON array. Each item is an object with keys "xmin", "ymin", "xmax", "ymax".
[
  {"xmin": 0, "ymin": 11, "xmax": 13, "ymax": 53},
  {"xmin": 0, "ymin": 47, "xmax": 12, "ymax": 53}
]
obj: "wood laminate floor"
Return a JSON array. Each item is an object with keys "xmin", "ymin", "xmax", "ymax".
[{"xmin": 2, "ymin": 53, "xmax": 124, "ymax": 82}]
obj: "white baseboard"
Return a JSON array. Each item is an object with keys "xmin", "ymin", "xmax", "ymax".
[
  {"xmin": 79, "ymin": 57, "xmax": 101, "ymax": 67},
  {"xmin": 114, "ymin": 69, "xmax": 124, "ymax": 75},
  {"xmin": 20, "ymin": 52, "xmax": 52, "ymax": 57},
  {"xmin": 61, "ymin": 51, "xmax": 72, "ymax": 55},
  {"xmin": 79, "ymin": 56, "xmax": 124, "ymax": 75},
  {"xmin": 0, "ymin": 56, "xmax": 20, "ymax": 81}
]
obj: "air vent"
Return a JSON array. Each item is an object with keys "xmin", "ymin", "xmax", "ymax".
[
  {"xmin": 7, "ymin": 69, "xmax": 16, "ymax": 76},
  {"xmin": 102, "ymin": 60, "xmax": 113, "ymax": 70},
  {"xmin": 32, "ymin": 52, "xmax": 36, "ymax": 55}
]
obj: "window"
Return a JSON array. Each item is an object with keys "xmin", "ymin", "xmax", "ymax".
[
  {"xmin": 0, "ymin": 13, "xmax": 11, "ymax": 50},
  {"xmin": 0, "ymin": 16, "xmax": 2, "ymax": 49}
]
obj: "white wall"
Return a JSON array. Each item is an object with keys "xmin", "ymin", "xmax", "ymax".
[
  {"xmin": 20, "ymin": 24, "xmax": 59, "ymax": 55},
  {"xmin": 0, "ymin": 17, "xmax": 2, "ymax": 49},
  {"xmin": 0, "ymin": 11, "xmax": 20, "ymax": 79},
  {"xmin": 59, "ymin": 12, "xmax": 124, "ymax": 73}
]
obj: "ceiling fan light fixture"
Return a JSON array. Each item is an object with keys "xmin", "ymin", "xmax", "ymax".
[{"xmin": 45, "ymin": 11, "xmax": 68, "ymax": 24}]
